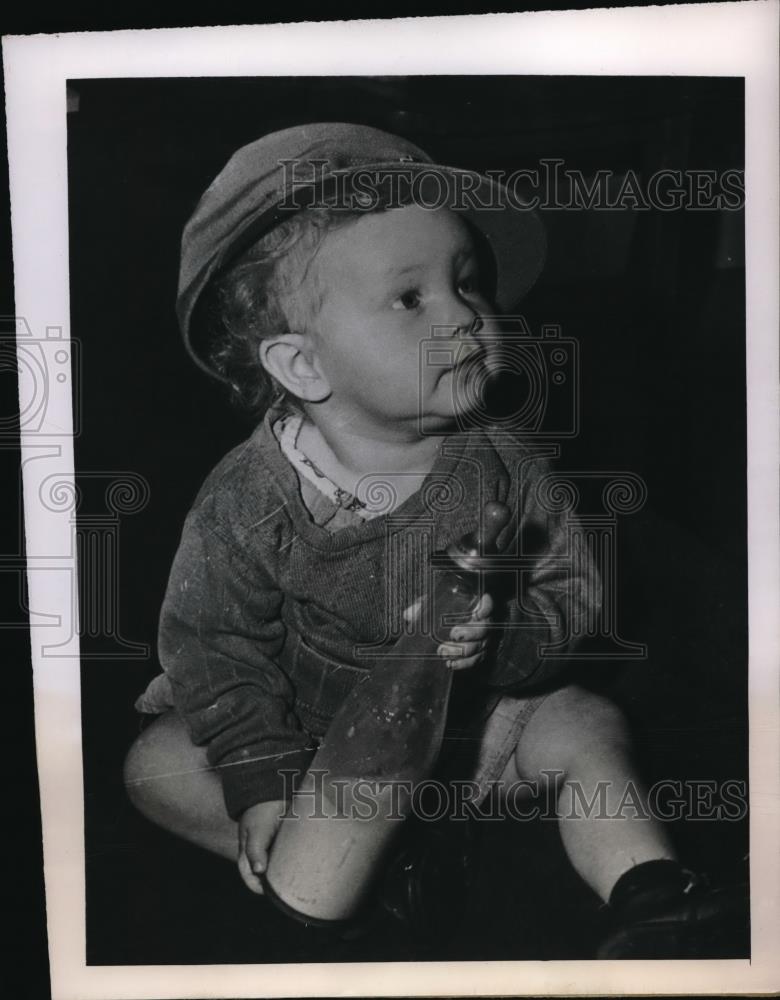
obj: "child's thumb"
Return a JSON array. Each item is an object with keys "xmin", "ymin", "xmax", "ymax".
[
  {"xmin": 403, "ymin": 597, "xmax": 423, "ymax": 625},
  {"xmin": 244, "ymin": 828, "xmax": 272, "ymax": 874}
]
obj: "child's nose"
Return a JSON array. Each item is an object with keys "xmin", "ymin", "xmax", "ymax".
[
  {"xmin": 443, "ymin": 297, "xmax": 483, "ymax": 342},
  {"xmin": 455, "ymin": 314, "xmax": 484, "ymax": 350},
  {"xmin": 445, "ymin": 315, "xmax": 484, "ymax": 366}
]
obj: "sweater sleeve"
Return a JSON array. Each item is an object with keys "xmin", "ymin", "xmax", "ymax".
[
  {"xmin": 157, "ymin": 510, "xmax": 316, "ymax": 818},
  {"xmin": 484, "ymin": 452, "xmax": 602, "ymax": 692}
]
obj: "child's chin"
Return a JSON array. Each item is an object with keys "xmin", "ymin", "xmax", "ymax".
[
  {"xmin": 425, "ymin": 397, "xmax": 482, "ymax": 432},
  {"xmin": 420, "ymin": 410, "xmax": 460, "ymax": 432}
]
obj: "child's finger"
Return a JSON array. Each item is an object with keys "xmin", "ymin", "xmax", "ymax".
[
  {"xmin": 470, "ymin": 593, "xmax": 494, "ymax": 621},
  {"xmin": 438, "ymin": 637, "xmax": 489, "ymax": 666},
  {"xmin": 439, "ymin": 639, "xmax": 482, "ymax": 660},
  {"xmin": 237, "ymin": 849, "xmax": 265, "ymax": 895},
  {"xmin": 244, "ymin": 824, "xmax": 274, "ymax": 877},
  {"xmin": 403, "ymin": 597, "xmax": 424, "ymax": 625},
  {"xmin": 448, "ymin": 650, "xmax": 485, "ymax": 672},
  {"xmin": 451, "ymin": 621, "xmax": 489, "ymax": 643}
]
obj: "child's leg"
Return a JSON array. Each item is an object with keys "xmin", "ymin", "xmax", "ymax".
[
  {"xmin": 123, "ymin": 711, "xmax": 241, "ymax": 861},
  {"xmin": 124, "ymin": 712, "xmax": 400, "ymax": 917},
  {"xmin": 506, "ymin": 685, "xmax": 676, "ymax": 902}
]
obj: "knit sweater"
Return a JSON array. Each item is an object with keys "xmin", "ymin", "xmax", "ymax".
[{"xmin": 151, "ymin": 405, "xmax": 599, "ymax": 819}]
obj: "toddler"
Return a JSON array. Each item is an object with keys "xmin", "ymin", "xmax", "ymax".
[{"xmin": 125, "ymin": 122, "xmax": 740, "ymax": 958}]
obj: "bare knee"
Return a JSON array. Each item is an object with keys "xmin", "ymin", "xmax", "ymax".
[
  {"xmin": 516, "ymin": 685, "xmax": 632, "ymax": 779},
  {"xmin": 551, "ymin": 685, "xmax": 630, "ymax": 749},
  {"xmin": 123, "ymin": 719, "xmax": 168, "ymax": 818},
  {"xmin": 124, "ymin": 712, "xmax": 238, "ymax": 861},
  {"xmin": 123, "ymin": 712, "xmax": 203, "ymax": 821}
]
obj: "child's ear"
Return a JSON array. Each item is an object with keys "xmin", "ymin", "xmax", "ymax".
[{"xmin": 258, "ymin": 334, "xmax": 331, "ymax": 403}]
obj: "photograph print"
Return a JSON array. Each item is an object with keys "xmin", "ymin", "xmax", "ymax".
[{"xmin": 65, "ymin": 73, "xmax": 752, "ymax": 966}]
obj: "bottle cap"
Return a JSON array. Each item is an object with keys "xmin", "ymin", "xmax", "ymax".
[{"xmin": 446, "ymin": 501, "xmax": 511, "ymax": 566}]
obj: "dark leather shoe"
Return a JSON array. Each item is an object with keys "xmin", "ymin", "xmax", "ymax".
[
  {"xmin": 379, "ymin": 818, "xmax": 480, "ymax": 949},
  {"xmin": 597, "ymin": 870, "xmax": 749, "ymax": 959}
]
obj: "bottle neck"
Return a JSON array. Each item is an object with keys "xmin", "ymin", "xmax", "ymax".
[{"xmin": 434, "ymin": 551, "xmax": 482, "ymax": 600}]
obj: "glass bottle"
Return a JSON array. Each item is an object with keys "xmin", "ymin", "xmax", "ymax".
[{"xmin": 262, "ymin": 501, "xmax": 510, "ymax": 925}]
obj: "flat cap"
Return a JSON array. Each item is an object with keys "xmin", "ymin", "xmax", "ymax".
[{"xmin": 178, "ymin": 122, "xmax": 545, "ymax": 378}]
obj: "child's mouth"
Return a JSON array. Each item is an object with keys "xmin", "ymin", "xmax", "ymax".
[
  {"xmin": 451, "ymin": 343, "xmax": 486, "ymax": 372},
  {"xmin": 447, "ymin": 349, "xmax": 494, "ymax": 411}
]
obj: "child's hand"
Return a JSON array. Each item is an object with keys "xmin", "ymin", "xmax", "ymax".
[
  {"xmin": 438, "ymin": 592, "xmax": 493, "ymax": 670},
  {"xmin": 404, "ymin": 592, "xmax": 494, "ymax": 671},
  {"xmin": 237, "ymin": 799, "xmax": 287, "ymax": 895}
]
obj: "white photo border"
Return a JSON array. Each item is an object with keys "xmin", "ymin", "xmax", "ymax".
[{"xmin": 4, "ymin": 4, "xmax": 779, "ymax": 997}]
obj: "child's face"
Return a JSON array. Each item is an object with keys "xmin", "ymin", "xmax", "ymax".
[{"xmin": 308, "ymin": 203, "xmax": 497, "ymax": 435}]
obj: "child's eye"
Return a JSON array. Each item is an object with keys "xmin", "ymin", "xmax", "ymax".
[
  {"xmin": 458, "ymin": 274, "xmax": 480, "ymax": 295},
  {"xmin": 392, "ymin": 290, "xmax": 422, "ymax": 311}
]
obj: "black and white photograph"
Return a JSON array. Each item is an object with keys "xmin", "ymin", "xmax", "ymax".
[{"xmin": 4, "ymin": 8, "xmax": 779, "ymax": 998}]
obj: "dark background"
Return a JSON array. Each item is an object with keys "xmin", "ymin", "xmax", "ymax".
[{"xmin": 63, "ymin": 75, "xmax": 748, "ymax": 964}]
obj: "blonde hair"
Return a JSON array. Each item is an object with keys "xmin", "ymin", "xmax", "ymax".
[{"xmin": 202, "ymin": 207, "xmax": 368, "ymax": 418}]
